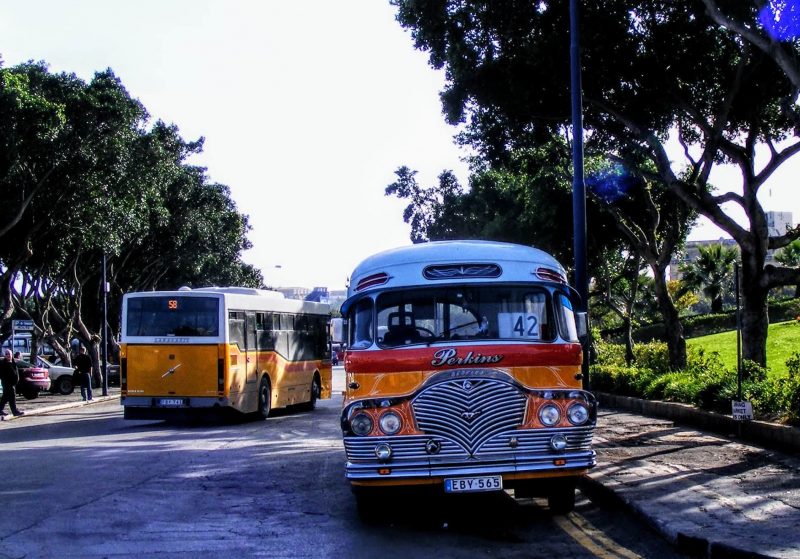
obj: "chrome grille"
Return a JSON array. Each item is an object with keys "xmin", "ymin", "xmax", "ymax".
[{"xmin": 412, "ymin": 377, "xmax": 527, "ymax": 455}]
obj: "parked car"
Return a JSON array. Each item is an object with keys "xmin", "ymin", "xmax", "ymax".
[
  {"xmin": 37, "ymin": 355, "xmax": 120, "ymax": 391},
  {"xmin": 28, "ymin": 355, "xmax": 78, "ymax": 395},
  {"xmin": 14, "ymin": 360, "xmax": 51, "ymax": 399}
]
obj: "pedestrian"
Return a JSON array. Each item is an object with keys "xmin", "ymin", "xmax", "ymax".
[
  {"xmin": 73, "ymin": 345, "xmax": 94, "ymax": 401},
  {"xmin": 0, "ymin": 348, "xmax": 24, "ymax": 416}
]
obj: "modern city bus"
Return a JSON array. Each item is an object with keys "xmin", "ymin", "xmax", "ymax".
[
  {"xmin": 121, "ymin": 286, "xmax": 332, "ymax": 420},
  {"xmin": 339, "ymin": 240, "xmax": 596, "ymax": 516}
]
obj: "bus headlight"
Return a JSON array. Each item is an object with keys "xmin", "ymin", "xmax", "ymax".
[
  {"xmin": 538, "ymin": 403, "xmax": 561, "ymax": 427},
  {"xmin": 378, "ymin": 411, "xmax": 402, "ymax": 435},
  {"xmin": 351, "ymin": 413, "xmax": 374, "ymax": 436},
  {"xmin": 567, "ymin": 403, "xmax": 590, "ymax": 425}
]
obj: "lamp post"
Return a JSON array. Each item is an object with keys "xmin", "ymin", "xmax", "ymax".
[
  {"xmin": 570, "ymin": 0, "xmax": 590, "ymax": 389},
  {"xmin": 101, "ymin": 252, "xmax": 109, "ymax": 396}
]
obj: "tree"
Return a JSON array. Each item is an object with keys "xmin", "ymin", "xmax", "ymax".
[
  {"xmin": 774, "ymin": 239, "xmax": 800, "ymax": 297},
  {"xmin": 678, "ymin": 243, "xmax": 739, "ymax": 313},
  {"xmin": 391, "ymin": 0, "xmax": 800, "ymax": 366}
]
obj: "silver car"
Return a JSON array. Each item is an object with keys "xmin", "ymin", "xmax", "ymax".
[{"xmin": 30, "ymin": 355, "xmax": 77, "ymax": 395}]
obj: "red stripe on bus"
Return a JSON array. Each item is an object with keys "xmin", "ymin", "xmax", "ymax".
[{"xmin": 344, "ymin": 343, "xmax": 582, "ymax": 373}]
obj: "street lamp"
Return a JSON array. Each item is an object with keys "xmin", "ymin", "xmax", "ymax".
[
  {"xmin": 570, "ymin": 0, "xmax": 590, "ymax": 389},
  {"xmin": 101, "ymin": 252, "xmax": 109, "ymax": 396}
]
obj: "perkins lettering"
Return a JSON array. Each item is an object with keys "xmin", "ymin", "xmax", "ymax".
[{"xmin": 431, "ymin": 348, "xmax": 504, "ymax": 367}]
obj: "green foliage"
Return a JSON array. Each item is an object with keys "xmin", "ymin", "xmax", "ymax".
[
  {"xmin": 0, "ymin": 61, "xmax": 263, "ymax": 355},
  {"xmin": 591, "ymin": 340, "xmax": 800, "ymax": 425},
  {"xmin": 678, "ymin": 244, "xmax": 738, "ymax": 313}
]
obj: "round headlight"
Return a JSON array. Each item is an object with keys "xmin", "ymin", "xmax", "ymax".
[
  {"xmin": 378, "ymin": 411, "xmax": 402, "ymax": 435},
  {"xmin": 351, "ymin": 413, "xmax": 374, "ymax": 436},
  {"xmin": 567, "ymin": 403, "xmax": 590, "ymax": 425},
  {"xmin": 538, "ymin": 403, "xmax": 561, "ymax": 427}
]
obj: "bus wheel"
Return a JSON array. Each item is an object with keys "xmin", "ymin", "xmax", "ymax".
[
  {"xmin": 547, "ymin": 479, "xmax": 576, "ymax": 515},
  {"xmin": 300, "ymin": 375, "xmax": 320, "ymax": 411},
  {"xmin": 257, "ymin": 377, "xmax": 271, "ymax": 420}
]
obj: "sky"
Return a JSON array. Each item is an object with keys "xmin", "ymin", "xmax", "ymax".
[
  {"xmin": 0, "ymin": 0, "xmax": 470, "ymax": 291},
  {"xmin": 1, "ymin": 2, "xmax": 798, "ymax": 291}
]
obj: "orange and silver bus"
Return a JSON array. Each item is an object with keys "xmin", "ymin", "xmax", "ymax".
[
  {"xmin": 339, "ymin": 240, "xmax": 595, "ymax": 516},
  {"xmin": 121, "ymin": 286, "xmax": 332, "ymax": 420}
]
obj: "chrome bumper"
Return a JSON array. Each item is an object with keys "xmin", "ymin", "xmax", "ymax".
[{"xmin": 344, "ymin": 426, "xmax": 596, "ymax": 481}]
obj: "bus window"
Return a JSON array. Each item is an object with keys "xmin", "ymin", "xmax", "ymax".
[
  {"xmin": 126, "ymin": 296, "xmax": 219, "ymax": 337},
  {"xmin": 555, "ymin": 293, "xmax": 579, "ymax": 342},
  {"xmin": 228, "ymin": 311, "xmax": 245, "ymax": 349},
  {"xmin": 349, "ymin": 298, "xmax": 374, "ymax": 349}
]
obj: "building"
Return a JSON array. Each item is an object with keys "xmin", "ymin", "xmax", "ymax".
[{"xmin": 670, "ymin": 211, "xmax": 795, "ymax": 280}]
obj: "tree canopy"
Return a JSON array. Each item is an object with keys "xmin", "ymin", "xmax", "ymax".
[
  {"xmin": 0, "ymin": 60, "xmax": 262, "ymax": 364},
  {"xmin": 390, "ymin": 0, "xmax": 800, "ymax": 366}
]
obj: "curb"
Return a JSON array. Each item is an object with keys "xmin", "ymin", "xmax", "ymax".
[
  {"xmin": 596, "ymin": 392, "xmax": 800, "ymax": 454},
  {"xmin": 578, "ymin": 474, "xmax": 773, "ymax": 559},
  {"xmin": 0, "ymin": 393, "xmax": 119, "ymax": 421}
]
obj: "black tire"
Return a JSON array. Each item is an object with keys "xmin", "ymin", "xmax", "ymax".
[
  {"xmin": 547, "ymin": 479, "xmax": 577, "ymax": 515},
  {"xmin": 299, "ymin": 375, "xmax": 321, "ymax": 411},
  {"xmin": 22, "ymin": 389, "xmax": 39, "ymax": 400},
  {"xmin": 257, "ymin": 376, "xmax": 271, "ymax": 420},
  {"xmin": 55, "ymin": 376, "xmax": 75, "ymax": 395}
]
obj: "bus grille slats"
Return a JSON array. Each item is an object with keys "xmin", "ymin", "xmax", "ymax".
[
  {"xmin": 411, "ymin": 378, "xmax": 527, "ymax": 456},
  {"xmin": 343, "ymin": 427, "xmax": 594, "ymax": 462}
]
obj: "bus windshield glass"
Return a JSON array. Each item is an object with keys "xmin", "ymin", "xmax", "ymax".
[
  {"xmin": 126, "ymin": 296, "xmax": 220, "ymax": 337},
  {"xmin": 363, "ymin": 286, "xmax": 570, "ymax": 348}
]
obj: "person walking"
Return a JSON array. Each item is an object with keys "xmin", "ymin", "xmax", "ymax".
[
  {"xmin": 0, "ymin": 348, "xmax": 24, "ymax": 416},
  {"xmin": 73, "ymin": 345, "xmax": 94, "ymax": 401}
]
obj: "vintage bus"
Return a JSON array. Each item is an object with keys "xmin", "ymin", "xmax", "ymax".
[
  {"xmin": 339, "ymin": 240, "xmax": 596, "ymax": 516},
  {"xmin": 121, "ymin": 286, "xmax": 332, "ymax": 420}
]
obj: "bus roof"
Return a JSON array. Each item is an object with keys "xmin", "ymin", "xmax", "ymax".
[
  {"xmin": 123, "ymin": 287, "xmax": 330, "ymax": 316},
  {"xmin": 343, "ymin": 240, "xmax": 567, "ymax": 311}
]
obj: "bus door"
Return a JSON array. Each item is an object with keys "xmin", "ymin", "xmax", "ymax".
[{"xmin": 245, "ymin": 312, "xmax": 257, "ymax": 384}]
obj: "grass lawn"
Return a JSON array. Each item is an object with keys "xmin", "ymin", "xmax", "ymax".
[{"xmin": 687, "ymin": 320, "xmax": 800, "ymax": 375}]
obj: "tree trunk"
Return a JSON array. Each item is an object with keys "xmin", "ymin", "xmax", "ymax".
[
  {"xmin": 622, "ymin": 316, "xmax": 635, "ymax": 365},
  {"xmin": 740, "ymin": 247, "xmax": 769, "ymax": 367},
  {"xmin": 651, "ymin": 264, "xmax": 687, "ymax": 369}
]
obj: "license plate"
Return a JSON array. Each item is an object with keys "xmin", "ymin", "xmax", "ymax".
[
  {"xmin": 444, "ymin": 475, "xmax": 503, "ymax": 493},
  {"xmin": 157, "ymin": 398, "xmax": 187, "ymax": 407}
]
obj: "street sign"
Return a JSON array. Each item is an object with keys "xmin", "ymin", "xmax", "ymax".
[
  {"xmin": 732, "ymin": 400, "xmax": 754, "ymax": 421},
  {"xmin": 11, "ymin": 319, "xmax": 34, "ymax": 332}
]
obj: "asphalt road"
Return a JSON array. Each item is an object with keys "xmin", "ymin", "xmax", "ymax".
[{"xmin": 0, "ymin": 378, "xmax": 687, "ymax": 558}]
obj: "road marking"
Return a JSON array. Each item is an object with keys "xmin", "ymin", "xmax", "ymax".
[{"xmin": 555, "ymin": 513, "xmax": 643, "ymax": 559}]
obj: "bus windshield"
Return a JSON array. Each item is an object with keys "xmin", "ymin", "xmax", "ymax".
[
  {"xmin": 353, "ymin": 285, "xmax": 576, "ymax": 348},
  {"xmin": 126, "ymin": 296, "xmax": 220, "ymax": 337}
]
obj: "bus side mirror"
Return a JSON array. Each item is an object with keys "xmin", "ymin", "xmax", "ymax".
[{"xmin": 575, "ymin": 312, "xmax": 588, "ymax": 339}]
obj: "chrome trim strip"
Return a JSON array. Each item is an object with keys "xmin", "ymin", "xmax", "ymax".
[{"xmin": 345, "ymin": 450, "xmax": 596, "ymax": 480}]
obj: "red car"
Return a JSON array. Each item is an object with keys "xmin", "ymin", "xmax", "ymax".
[{"xmin": 14, "ymin": 360, "xmax": 51, "ymax": 400}]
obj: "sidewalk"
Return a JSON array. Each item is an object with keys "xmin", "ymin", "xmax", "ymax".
[
  {"xmin": 582, "ymin": 396, "xmax": 800, "ymax": 559},
  {"xmin": 0, "ymin": 385, "xmax": 120, "ymax": 421}
]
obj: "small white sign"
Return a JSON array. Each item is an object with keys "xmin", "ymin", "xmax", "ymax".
[{"xmin": 732, "ymin": 400, "xmax": 754, "ymax": 421}]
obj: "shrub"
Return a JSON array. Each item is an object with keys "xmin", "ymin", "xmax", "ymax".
[{"xmin": 588, "ymin": 341, "xmax": 800, "ymax": 425}]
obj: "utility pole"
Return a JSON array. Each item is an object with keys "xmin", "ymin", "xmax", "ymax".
[{"xmin": 570, "ymin": 0, "xmax": 590, "ymax": 389}]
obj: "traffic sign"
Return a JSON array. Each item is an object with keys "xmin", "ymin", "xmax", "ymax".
[{"xmin": 12, "ymin": 319, "xmax": 34, "ymax": 332}]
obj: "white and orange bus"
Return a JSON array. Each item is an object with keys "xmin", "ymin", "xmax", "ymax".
[
  {"xmin": 121, "ymin": 286, "xmax": 332, "ymax": 420},
  {"xmin": 339, "ymin": 240, "xmax": 596, "ymax": 516}
]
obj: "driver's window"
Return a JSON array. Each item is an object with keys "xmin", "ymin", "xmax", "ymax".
[{"xmin": 348, "ymin": 299, "xmax": 374, "ymax": 349}]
